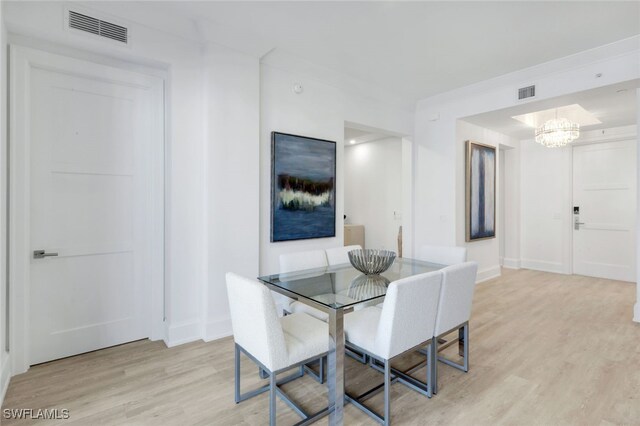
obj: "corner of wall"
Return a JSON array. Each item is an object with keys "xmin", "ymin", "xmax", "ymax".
[
  {"xmin": 502, "ymin": 258, "xmax": 520, "ymax": 269},
  {"xmin": 164, "ymin": 319, "xmax": 203, "ymax": 348},
  {"xmin": 203, "ymin": 318, "xmax": 232, "ymax": 342},
  {"xmin": 476, "ymin": 265, "xmax": 501, "ymax": 284}
]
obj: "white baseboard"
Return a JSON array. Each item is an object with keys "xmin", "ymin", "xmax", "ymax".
[
  {"xmin": 502, "ymin": 257, "xmax": 520, "ymax": 269},
  {"xmin": 634, "ymin": 302, "xmax": 640, "ymax": 324},
  {"xmin": 204, "ymin": 318, "xmax": 232, "ymax": 342},
  {"xmin": 520, "ymin": 259, "xmax": 565, "ymax": 274},
  {"xmin": 476, "ymin": 265, "xmax": 501, "ymax": 284},
  {"xmin": 1, "ymin": 356, "xmax": 11, "ymax": 407},
  {"xmin": 164, "ymin": 319, "xmax": 202, "ymax": 348}
]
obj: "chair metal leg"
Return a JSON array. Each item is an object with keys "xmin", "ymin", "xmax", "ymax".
[
  {"xmin": 437, "ymin": 323, "xmax": 470, "ymax": 373},
  {"xmin": 346, "ymin": 347, "xmax": 368, "ymax": 364},
  {"xmin": 463, "ymin": 323, "xmax": 469, "ymax": 372},
  {"xmin": 368, "ymin": 353, "xmax": 432, "ymax": 399},
  {"xmin": 345, "ymin": 339, "xmax": 436, "ymax": 424},
  {"xmin": 431, "ymin": 322, "xmax": 470, "ymax": 396},
  {"xmin": 384, "ymin": 361, "xmax": 391, "ymax": 426},
  {"xmin": 270, "ymin": 372, "xmax": 277, "ymax": 426},
  {"xmin": 235, "ymin": 344, "xmax": 330, "ymax": 425},
  {"xmin": 426, "ymin": 343, "xmax": 433, "ymax": 398},
  {"xmin": 432, "ymin": 338, "xmax": 438, "ymax": 394},
  {"xmin": 303, "ymin": 357, "xmax": 325, "ymax": 384},
  {"xmin": 259, "ymin": 367, "xmax": 269, "ymax": 379},
  {"xmin": 235, "ymin": 344, "xmax": 241, "ymax": 403}
]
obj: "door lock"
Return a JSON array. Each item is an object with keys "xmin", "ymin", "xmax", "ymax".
[
  {"xmin": 574, "ymin": 216, "xmax": 585, "ymax": 230},
  {"xmin": 33, "ymin": 250, "xmax": 58, "ymax": 259}
]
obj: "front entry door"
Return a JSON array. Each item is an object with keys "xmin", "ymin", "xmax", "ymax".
[
  {"xmin": 572, "ymin": 140, "xmax": 636, "ymax": 282},
  {"xmin": 21, "ymin": 47, "xmax": 163, "ymax": 365}
]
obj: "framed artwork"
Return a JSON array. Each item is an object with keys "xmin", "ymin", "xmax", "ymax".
[
  {"xmin": 271, "ymin": 132, "xmax": 336, "ymax": 242},
  {"xmin": 466, "ymin": 140, "xmax": 496, "ymax": 241}
]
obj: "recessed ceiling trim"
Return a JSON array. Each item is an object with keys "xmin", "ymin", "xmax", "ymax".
[{"xmin": 512, "ymin": 104, "xmax": 602, "ymax": 128}]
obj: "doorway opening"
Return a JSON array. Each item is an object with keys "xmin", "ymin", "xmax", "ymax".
[{"xmin": 343, "ymin": 123, "xmax": 412, "ymax": 257}]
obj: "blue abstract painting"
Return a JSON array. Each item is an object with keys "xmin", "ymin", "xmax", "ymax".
[
  {"xmin": 466, "ymin": 141, "xmax": 496, "ymax": 241},
  {"xmin": 271, "ymin": 132, "xmax": 336, "ymax": 242}
]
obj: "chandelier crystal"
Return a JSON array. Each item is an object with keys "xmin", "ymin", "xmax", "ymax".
[{"xmin": 535, "ymin": 117, "xmax": 580, "ymax": 148}]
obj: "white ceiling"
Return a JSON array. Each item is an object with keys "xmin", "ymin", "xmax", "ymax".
[
  {"xmin": 463, "ymin": 80, "xmax": 639, "ymax": 140},
  {"xmin": 156, "ymin": 1, "xmax": 640, "ymax": 104}
]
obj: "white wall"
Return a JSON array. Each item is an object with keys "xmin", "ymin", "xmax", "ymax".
[
  {"xmin": 455, "ymin": 121, "xmax": 517, "ymax": 282},
  {"xmin": 203, "ymin": 43, "xmax": 260, "ymax": 341},
  {"xmin": 344, "ymin": 138, "xmax": 403, "ymax": 251},
  {"xmin": 258, "ymin": 61, "xmax": 413, "ymax": 312},
  {"xmin": 414, "ymin": 37, "xmax": 640, "ymax": 286},
  {"xmin": 258, "ymin": 62, "xmax": 413, "ymax": 273},
  {"xmin": 502, "ymin": 147, "xmax": 521, "ymax": 269}
]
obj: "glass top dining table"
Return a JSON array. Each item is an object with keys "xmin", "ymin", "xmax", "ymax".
[{"xmin": 257, "ymin": 257, "xmax": 446, "ymax": 425}]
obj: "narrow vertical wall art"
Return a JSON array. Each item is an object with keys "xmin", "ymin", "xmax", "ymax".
[{"xmin": 466, "ymin": 140, "xmax": 496, "ymax": 241}]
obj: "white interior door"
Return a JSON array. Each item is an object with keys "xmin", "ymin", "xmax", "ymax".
[
  {"xmin": 573, "ymin": 140, "xmax": 637, "ymax": 282},
  {"xmin": 24, "ymin": 49, "xmax": 163, "ymax": 365}
]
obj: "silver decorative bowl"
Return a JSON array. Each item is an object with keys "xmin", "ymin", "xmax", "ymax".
[{"xmin": 348, "ymin": 249, "xmax": 396, "ymax": 275}]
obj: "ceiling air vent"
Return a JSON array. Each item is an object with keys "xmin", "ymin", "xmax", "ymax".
[
  {"xmin": 518, "ymin": 85, "xmax": 535, "ymax": 100},
  {"xmin": 69, "ymin": 10, "xmax": 128, "ymax": 44}
]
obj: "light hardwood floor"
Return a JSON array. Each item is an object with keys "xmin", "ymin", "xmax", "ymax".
[{"xmin": 3, "ymin": 269, "xmax": 640, "ymax": 425}]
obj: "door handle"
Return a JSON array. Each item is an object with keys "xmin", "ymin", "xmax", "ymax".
[{"xmin": 33, "ymin": 250, "xmax": 59, "ymax": 259}]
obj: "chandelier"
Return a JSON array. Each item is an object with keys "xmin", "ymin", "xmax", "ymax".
[{"xmin": 535, "ymin": 112, "xmax": 580, "ymax": 148}]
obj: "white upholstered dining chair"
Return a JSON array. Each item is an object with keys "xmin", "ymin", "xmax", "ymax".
[
  {"xmin": 344, "ymin": 271, "xmax": 443, "ymax": 425},
  {"xmin": 280, "ymin": 250, "xmax": 330, "ymax": 322},
  {"xmin": 279, "ymin": 249, "xmax": 328, "ymax": 273},
  {"xmin": 418, "ymin": 245, "xmax": 467, "ymax": 266},
  {"xmin": 279, "ymin": 250, "xmax": 330, "ymax": 383},
  {"xmin": 430, "ymin": 261, "xmax": 478, "ymax": 394},
  {"xmin": 226, "ymin": 272, "xmax": 329, "ymax": 425},
  {"xmin": 325, "ymin": 245, "xmax": 362, "ymax": 266}
]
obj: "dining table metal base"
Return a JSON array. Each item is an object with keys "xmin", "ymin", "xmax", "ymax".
[{"xmin": 327, "ymin": 309, "xmax": 345, "ymax": 424}]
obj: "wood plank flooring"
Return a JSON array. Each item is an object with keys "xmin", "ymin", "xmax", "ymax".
[{"xmin": 3, "ymin": 269, "xmax": 640, "ymax": 425}]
